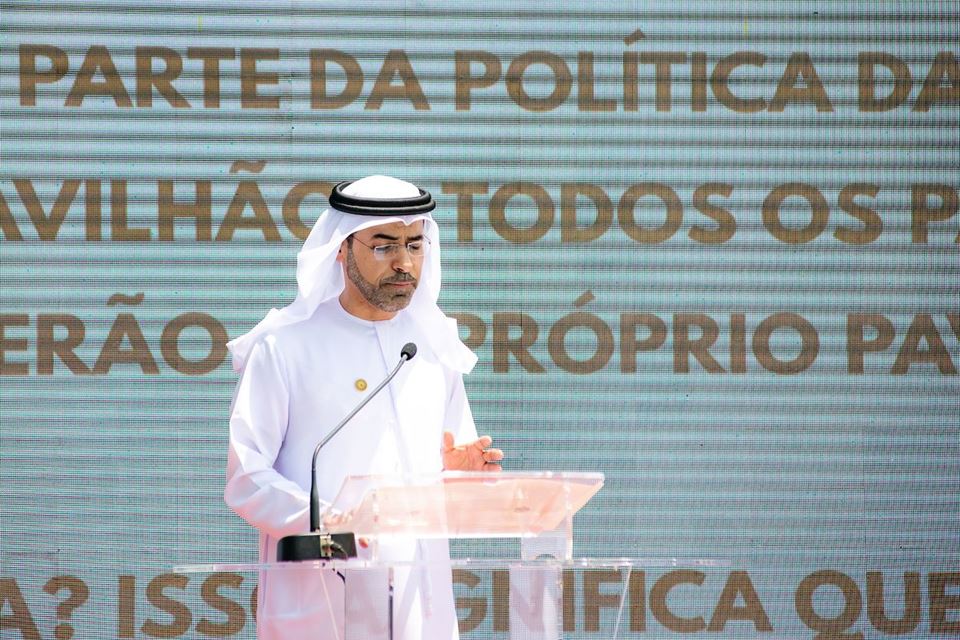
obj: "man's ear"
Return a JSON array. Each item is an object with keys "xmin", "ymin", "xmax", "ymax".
[{"xmin": 335, "ymin": 239, "xmax": 347, "ymax": 264}]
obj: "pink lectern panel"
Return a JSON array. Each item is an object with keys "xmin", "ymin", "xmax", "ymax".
[{"xmin": 323, "ymin": 471, "xmax": 603, "ymax": 539}]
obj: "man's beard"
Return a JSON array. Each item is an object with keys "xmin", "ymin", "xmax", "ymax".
[{"xmin": 345, "ymin": 245, "xmax": 418, "ymax": 312}]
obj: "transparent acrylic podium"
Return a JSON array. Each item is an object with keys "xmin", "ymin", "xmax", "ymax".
[
  {"xmin": 323, "ymin": 471, "xmax": 601, "ymax": 639},
  {"xmin": 177, "ymin": 471, "xmax": 721, "ymax": 638}
]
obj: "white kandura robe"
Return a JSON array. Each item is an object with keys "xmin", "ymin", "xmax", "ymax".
[{"xmin": 225, "ymin": 298, "xmax": 476, "ymax": 640}]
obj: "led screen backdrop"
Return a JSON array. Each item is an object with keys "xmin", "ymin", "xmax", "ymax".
[{"xmin": 1, "ymin": 1, "xmax": 958, "ymax": 638}]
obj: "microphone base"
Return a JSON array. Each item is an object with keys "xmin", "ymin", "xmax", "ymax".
[{"xmin": 277, "ymin": 531, "xmax": 358, "ymax": 561}]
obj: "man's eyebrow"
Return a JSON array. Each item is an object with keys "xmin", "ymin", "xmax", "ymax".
[{"xmin": 370, "ymin": 233, "xmax": 424, "ymax": 242}]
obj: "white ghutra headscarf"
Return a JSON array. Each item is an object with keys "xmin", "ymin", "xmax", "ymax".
[{"xmin": 227, "ymin": 175, "xmax": 477, "ymax": 374}]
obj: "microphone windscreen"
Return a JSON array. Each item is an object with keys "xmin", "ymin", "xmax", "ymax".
[{"xmin": 401, "ymin": 342, "xmax": 418, "ymax": 361}]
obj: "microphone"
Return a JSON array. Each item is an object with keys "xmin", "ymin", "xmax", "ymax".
[{"xmin": 277, "ymin": 343, "xmax": 418, "ymax": 562}]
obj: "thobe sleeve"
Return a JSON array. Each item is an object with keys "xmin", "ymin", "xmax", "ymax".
[
  {"xmin": 224, "ymin": 337, "xmax": 315, "ymax": 539},
  {"xmin": 445, "ymin": 372, "xmax": 478, "ymax": 444}
]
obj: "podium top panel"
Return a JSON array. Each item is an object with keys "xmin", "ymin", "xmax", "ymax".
[{"xmin": 324, "ymin": 471, "xmax": 604, "ymax": 539}]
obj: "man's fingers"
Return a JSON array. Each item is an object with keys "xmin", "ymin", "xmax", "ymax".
[
  {"xmin": 443, "ymin": 433, "xmax": 502, "ymax": 470},
  {"xmin": 473, "ymin": 435, "xmax": 493, "ymax": 450}
]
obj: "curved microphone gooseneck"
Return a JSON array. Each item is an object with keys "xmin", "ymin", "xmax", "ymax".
[
  {"xmin": 309, "ymin": 342, "xmax": 417, "ymax": 531},
  {"xmin": 277, "ymin": 342, "xmax": 417, "ymax": 562}
]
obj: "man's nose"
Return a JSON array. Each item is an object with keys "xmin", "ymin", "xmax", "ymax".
[{"xmin": 391, "ymin": 245, "xmax": 415, "ymax": 270}]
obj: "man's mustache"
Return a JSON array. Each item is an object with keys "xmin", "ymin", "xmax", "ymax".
[{"xmin": 381, "ymin": 273, "xmax": 417, "ymax": 285}]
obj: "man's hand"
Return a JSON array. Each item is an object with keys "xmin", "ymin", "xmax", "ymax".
[{"xmin": 442, "ymin": 431, "xmax": 504, "ymax": 471}]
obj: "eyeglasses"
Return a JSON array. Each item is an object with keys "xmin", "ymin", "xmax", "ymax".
[{"xmin": 350, "ymin": 236, "xmax": 430, "ymax": 261}]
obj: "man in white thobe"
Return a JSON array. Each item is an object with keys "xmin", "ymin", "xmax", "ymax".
[{"xmin": 224, "ymin": 176, "xmax": 502, "ymax": 639}]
